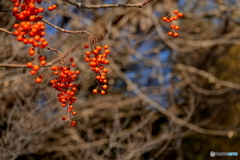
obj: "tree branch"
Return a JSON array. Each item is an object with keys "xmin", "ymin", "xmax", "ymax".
[
  {"xmin": 0, "ymin": 28, "xmax": 13, "ymax": 35},
  {"xmin": 0, "ymin": 47, "xmax": 75, "ymax": 68},
  {"xmin": 61, "ymin": 0, "xmax": 154, "ymax": 9}
]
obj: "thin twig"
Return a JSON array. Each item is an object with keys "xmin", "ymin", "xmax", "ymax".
[
  {"xmin": 109, "ymin": 57, "xmax": 240, "ymax": 136},
  {"xmin": 42, "ymin": 19, "xmax": 98, "ymax": 46},
  {"xmin": 0, "ymin": 47, "xmax": 75, "ymax": 68},
  {"xmin": 0, "ymin": 28, "xmax": 14, "ymax": 35},
  {"xmin": 61, "ymin": 0, "xmax": 154, "ymax": 9}
]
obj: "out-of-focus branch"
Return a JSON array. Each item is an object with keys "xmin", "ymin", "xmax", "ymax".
[
  {"xmin": 109, "ymin": 57, "xmax": 240, "ymax": 136},
  {"xmin": 62, "ymin": 0, "xmax": 154, "ymax": 9},
  {"xmin": 42, "ymin": 19, "xmax": 98, "ymax": 46},
  {"xmin": 0, "ymin": 47, "xmax": 75, "ymax": 67},
  {"xmin": 176, "ymin": 64, "xmax": 240, "ymax": 90}
]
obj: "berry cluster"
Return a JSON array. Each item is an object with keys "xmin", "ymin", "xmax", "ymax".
[
  {"xmin": 84, "ymin": 44, "xmax": 110, "ymax": 95},
  {"xmin": 12, "ymin": 0, "xmax": 48, "ymax": 49},
  {"xmin": 26, "ymin": 55, "xmax": 46, "ymax": 83},
  {"xmin": 50, "ymin": 58, "xmax": 80, "ymax": 127},
  {"xmin": 11, "ymin": 0, "xmax": 58, "ymax": 83},
  {"xmin": 47, "ymin": 4, "xmax": 57, "ymax": 11},
  {"xmin": 162, "ymin": 10, "xmax": 183, "ymax": 37}
]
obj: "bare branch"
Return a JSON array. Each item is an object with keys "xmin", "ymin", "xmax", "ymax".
[
  {"xmin": 176, "ymin": 64, "xmax": 240, "ymax": 90},
  {"xmin": 0, "ymin": 47, "xmax": 75, "ymax": 68},
  {"xmin": 109, "ymin": 57, "xmax": 240, "ymax": 136},
  {"xmin": 61, "ymin": 0, "xmax": 154, "ymax": 9},
  {"xmin": 42, "ymin": 19, "xmax": 98, "ymax": 46},
  {"xmin": 0, "ymin": 28, "xmax": 13, "ymax": 35}
]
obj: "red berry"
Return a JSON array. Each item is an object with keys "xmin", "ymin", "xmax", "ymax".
[
  {"xmin": 72, "ymin": 111, "xmax": 77, "ymax": 115},
  {"xmin": 174, "ymin": 25, "xmax": 180, "ymax": 30},
  {"xmin": 38, "ymin": 7, "xmax": 44, "ymax": 13},
  {"xmin": 70, "ymin": 58, "xmax": 74, "ymax": 62},
  {"xmin": 103, "ymin": 45, "xmax": 109, "ymax": 50},
  {"xmin": 173, "ymin": 16, "xmax": 178, "ymax": 20},
  {"xmin": 162, "ymin": 17, "xmax": 167, "ymax": 21},
  {"xmin": 170, "ymin": 24, "xmax": 175, "ymax": 29},
  {"xmin": 84, "ymin": 44, "xmax": 89, "ymax": 48},
  {"xmin": 26, "ymin": 62, "xmax": 33, "ymax": 68},
  {"xmin": 174, "ymin": 10, "xmax": 179, "ymax": 14},
  {"xmin": 52, "ymin": 5, "xmax": 57, "ymax": 9},
  {"xmin": 33, "ymin": 65, "xmax": 40, "ymax": 71},
  {"xmin": 96, "ymin": 46, "xmax": 102, "ymax": 51},
  {"xmin": 40, "ymin": 60, "xmax": 46, "ymax": 66},
  {"xmin": 30, "ymin": 70, "xmax": 36, "ymax": 75},
  {"xmin": 75, "ymin": 70, "xmax": 80, "ymax": 74},
  {"xmin": 177, "ymin": 13, "xmax": 184, "ymax": 17},
  {"xmin": 102, "ymin": 85, "xmax": 108, "ymax": 90},
  {"xmin": 103, "ymin": 68, "xmax": 108, "ymax": 73},
  {"xmin": 100, "ymin": 90, "xmax": 106, "ymax": 95},
  {"xmin": 93, "ymin": 89, "xmax": 98, "ymax": 93},
  {"xmin": 173, "ymin": 33, "xmax": 179, "ymax": 37},
  {"xmin": 39, "ymin": 55, "xmax": 45, "ymax": 61},
  {"xmin": 35, "ymin": 77, "xmax": 42, "ymax": 83},
  {"xmin": 62, "ymin": 116, "xmax": 66, "ymax": 120},
  {"xmin": 168, "ymin": 32, "xmax": 173, "ymax": 36},
  {"xmin": 69, "ymin": 105, "xmax": 74, "ymax": 109},
  {"xmin": 48, "ymin": 6, "xmax": 53, "ymax": 11},
  {"xmin": 105, "ymin": 50, "xmax": 110, "ymax": 54},
  {"xmin": 13, "ymin": 23, "xmax": 19, "ymax": 29},
  {"xmin": 71, "ymin": 63, "xmax": 76, "ymax": 67}
]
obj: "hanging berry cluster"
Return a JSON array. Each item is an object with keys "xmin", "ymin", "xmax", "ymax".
[
  {"xmin": 50, "ymin": 58, "xmax": 80, "ymax": 127},
  {"xmin": 12, "ymin": 0, "xmax": 57, "ymax": 82},
  {"xmin": 10, "ymin": 1, "xmax": 111, "ymax": 127},
  {"xmin": 84, "ymin": 44, "xmax": 110, "ymax": 95},
  {"xmin": 162, "ymin": 10, "xmax": 183, "ymax": 37},
  {"xmin": 25, "ymin": 55, "xmax": 47, "ymax": 83},
  {"xmin": 12, "ymin": 0, "xmax": 49, "ymax": 49}
]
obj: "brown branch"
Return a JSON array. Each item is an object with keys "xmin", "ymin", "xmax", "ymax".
[
  {"xmin": 0, "ymin": 28, "xmax": 14, "ymax": 35},
  {"xmin": 176, "ymin": 64, "xmax": 240, "ymax": 90},
  {"xmin": 42, "ymin": 19, "xmax": 98, "ymax": 46},
  {"xmin": 0, "ymin": 47, "xmax": 75, "ymax": 68},
  {"xmin": 109, "ymin": 57, "xmax": 240, "ymax": 136},
  {"xmin": 61, "ymin": 0, "xmax": 154, "ymax": 9}
]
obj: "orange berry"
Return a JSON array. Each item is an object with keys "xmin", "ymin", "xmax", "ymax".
[
  {"xmin": 48, "ymin": 6, "xmax": 53, "ymax": 11},
  {"xmin": 93, "ymin": 89, "xmax": 98, "ymax": 93},
  {"xmin": 168, "ymin": 32, "xmax": 173, "ymax": 36},
  {"xmin": 162, "ymin": 17, "xmax": 167, "ymax": 21},
  {"xmin": 35, "ymin": 77, "xmax": 42, "ymax": 83},
  {"xmin": 33, "ymin": 65, "xmax": 40, "ymax": 71},
  {"xmin": 170, "ymin": 24, "xmax": 175, "ymax": 29},
  {"xmin": 103, "ymin": 68, "xmax": 108, "ymax": 73},
  {"xmin": 26, "ymin": 62, "xmax": 33, "ymax": 68},
  {"xmin": 177, "ymin": 13, "xmax": 184, "ymax": 17},
  {"xmin": 52, "ymin": 5, "xmax": 57, "ymax": 9},
  {"xmin": 173, "ymin": 16, "xmax": 178, "ymax": 20},
  {"xmin": 100, "ymin": 90, "xmax": 106, "ymax": 95},
  {"xmin": 102, "ymin": 85, "xmax": 108, "ymax": 90},
  {"xmin": 103, "ymin": 45, "xmax": 109, "ymax": 50},
  {"xmin": 71, "ymin": 63, "xmax": 76, "ymax": 67},
  {"xmin": 40, "ymin": 60, "xmax": 46, "ymax": 66},
  {"xmin": 30, "ymin": 70, "xmax": 36, "ymax": 75},
  {"xmin": 72, "ymin": 111, "xmax": 77, "ymax": 115},
  {"xmin": 96, "ymin": 46, "xmax": 102, "ymax": 51},
  {"xmin": 174, "ymin": 25, "xmax": 180, "ymax": 30},
  {"xmin": 173, "ymin": 33, "xmax": 179, "ymax": 37}
]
